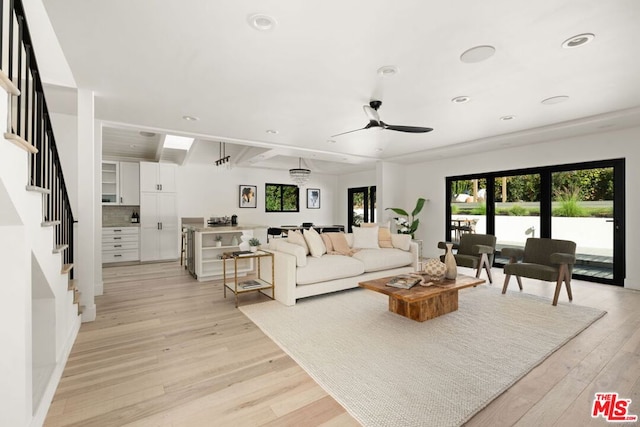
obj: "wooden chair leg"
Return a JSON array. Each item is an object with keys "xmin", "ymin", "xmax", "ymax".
[
  {"xmin": 516, "ymin": 276, "xmax": 523, "ymax": 290},
  {"xmin": 477, "ymin": 253, "xmax": 493, "ymax": 284},
  {"xmin": 552, "ymin": 278, "xmax": 562, "ymax": 306},
  {"xmin": 563, "ymin": 265, "xmax": 573, "ymax": 301},
  {"xmin": 502, "ymin": 274, "xmax": 511, "ymax": 294}
]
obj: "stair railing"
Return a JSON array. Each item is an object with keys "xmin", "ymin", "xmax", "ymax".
[{"xmin": 1, "ymin": 0, "xmax": 75, "ymax": 277}]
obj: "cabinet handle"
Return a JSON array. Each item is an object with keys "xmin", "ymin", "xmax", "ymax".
[
  {"xmin": 114, "ymin": 237, "xmax": 122, "ymax": 240},
  {"xmin": 157, "ymin": 222, "xmax": 160, "ymax": 230},
  {"xmin": 114, "ymin": 245, "xmax": 122, "ymax": 248},
  {"xmin": 114, "ymin": 229, "xmax": 121, "ymax": 232},
  {"xmin": 114, "ymin": 254, "xmax": 122, "ymax": 257},
  {"xmin": 159, "ymin": 184, "xmax": 163, "ymax": 191},
  {"xmin": 160, "ymin": 222, "xmax": 163, "ymax": 230},
  {"xmin": 120, "ymin": 196, "xmax": 123, "ymax": 203}
]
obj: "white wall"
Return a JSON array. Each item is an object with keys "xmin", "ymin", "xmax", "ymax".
[
  {"xmin": 176, "ymin": 165, "xmax": 340, "ymax": 228},
  {"xmin": 407, "ymin": 125, "xmax": 640, "ymax": 289}
]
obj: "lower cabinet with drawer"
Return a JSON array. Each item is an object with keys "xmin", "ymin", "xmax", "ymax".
[{"xmin": 102, "ymin": 227, "xmax": 140, "ymax": 263}]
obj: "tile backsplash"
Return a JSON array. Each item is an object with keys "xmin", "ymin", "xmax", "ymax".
[{"xmin": 103, "ymin": 205, "xmax": 140, "ymax": 226}]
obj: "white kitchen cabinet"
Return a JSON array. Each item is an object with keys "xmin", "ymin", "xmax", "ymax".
[
  {"xmin": 118, "ymin": 161, "xmax": 140, "ymax": 205},
  {"xmin": 102, "ymin": 227, "xmax": 139, "ymax": 263},
  {"xmin": 101, "ymin": 161, "xmax": 119, "ymax": 205},
  {"xmin": 140, "ymin": 192, "xmax": 179, "ymax": 261},
  {"xmin": 140, "ymin": 162, "xmax": 176, "ymax": 193},
  {"xmin": 102, "ymin": 161, "xmax": 140, "ymax": 205}
]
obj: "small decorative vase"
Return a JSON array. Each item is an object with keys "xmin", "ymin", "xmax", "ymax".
[
  {"xmin": 250, "ymin": 246, "xmax": 258, "ymax": 252},
  {"xmin": 443, "ymin": 243, "xmax": 457, "ymax": 280},
  {"xmin": 231, "ymin": 235, "xmax": 239, "ymax": 246},
  {"xmin": 215, "ymin": 241, "xmax": 222, "ymax": 247}
]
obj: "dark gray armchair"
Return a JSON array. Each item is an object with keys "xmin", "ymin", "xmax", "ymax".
[
  {"xmin": 502, "ymin": 238, "xmax": 577, "ymax": 306},
  {"xmin": 438, "ymin": 233, "xmax": 497, "ymax": 283}
]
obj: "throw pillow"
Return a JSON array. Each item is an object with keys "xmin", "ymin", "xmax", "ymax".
[
  {"xmin": 327, "ymin": 232, "xmax": 355, "ymax": 256},
  {"xmin": 361, "ymin": 222, "xmax": 393, "ymax": 248},
  {"xmin": 303, "ymin": 227, "xmax": 326, "ymax": 258},
  {"xmin": 352, "ymin": 226, "xmax": 380, "ymax": 249},
  {"xmin": 270, "ymin": 239, "xmax": 307, "ymax": 267},
  {"xmin": 391, "ymin": 233, "xmax": 411, "ymax": 251},
  {"xmin": 320, "ymin": 233, "xmax": 333, "ymax": 252},
  {"xmin": 287, "ymin": 230, "xmax": 309, "ymax": 255}
]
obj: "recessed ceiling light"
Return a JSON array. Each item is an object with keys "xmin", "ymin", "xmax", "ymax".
[
  {"xmin": 451, "ymin": 96, "xmax": 470, "ymax": 104},
  {"xmin": 562, "ymin": 33, "xmax": 595, "ymax": 49},
  {"xmin": 265, "ymin": 129, "xmax": 278, "ymax": 134},
  {"xmin": 139, "ymin": 131, "xmax": 156, "ymax": 137},
  {"xmin": 182, "ymin": 115, "xmax": 199, "ymax": 121},
  {"xmin": 541, "ymin": 95, "xmax": 570, "ymax": 105},
  {"xmin": 327, "ymin": 139, "xmax": 336, "ymax": 144},
  {"xmin": 375, "ymin": 148, "xmax": 384, "ymax": 152},
  {"xmin": 248, "ymin": 14, "xmax": 277, "ymax": 31},
  {"xmin": 460, "ymin": 45, "xmax": 496, "ymax": 63},
  {"xmin": 500, "ymin": 115, "xmax": 516, "ymax": 121},
  {"xmin": 377, "ymin": 65, "xmax": 399, "ymax": 76}
]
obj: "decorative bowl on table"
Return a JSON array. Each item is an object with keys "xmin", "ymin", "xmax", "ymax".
[{"xmin": 417, "ymin": 258, "xmax": 446, "ymax": 284}]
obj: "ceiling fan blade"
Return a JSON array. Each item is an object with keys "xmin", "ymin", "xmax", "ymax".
[
  {"xmin": 381, "ymin": 122, "xmax": 433, "ymax": 133},
  {"xmin": 331, "ymin": 120, "xmax": 381, "ymax": 138}
]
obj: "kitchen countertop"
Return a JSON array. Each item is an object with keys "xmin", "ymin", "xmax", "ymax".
[
  {"xmin": 103, "ymin": 223, "xmax": 141, "ymax": 228},
  {"xmin": 187, "ymin": 224, "xmax": 267, "ymax": 232}
]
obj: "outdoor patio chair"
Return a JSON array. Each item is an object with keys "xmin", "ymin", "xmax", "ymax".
[
  {"xmin": 502, "ymin": 238, "xmax": 576, "ymax": 306},
  {"xmin": 438, "ymin": 233, "xmax": 497, "ymax": 283}
]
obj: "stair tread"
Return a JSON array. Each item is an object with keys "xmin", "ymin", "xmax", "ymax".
[
  {"xmin": 61, "ymin": 263, "xmax": 74, "ymax": 275},
  {"xmin": 68, "ymin": 279, "xmax": 77, "ymax": 291},
  {"xmin": 53, "ymin": 244, "xmax": 69, "ymax": 253},
  {"xmin": 25, "ymin": 185, "xmax": 51, "ymax": 194},
  {"xmin": 0, "ymin": 70, "xmax": 20, "ymax": 96},
  {"xmin": 4, "ymin": 132, "xmax": 37, "ymax": 154}
]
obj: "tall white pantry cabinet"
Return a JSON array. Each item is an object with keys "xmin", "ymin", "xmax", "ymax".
[{"xmin": 140, "ymin": 162, "xmax": 179, "ymax": 261}]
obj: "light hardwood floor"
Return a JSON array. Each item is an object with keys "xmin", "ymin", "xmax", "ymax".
[{"xmin": 45, "ymin": 262, "xmax": 640, "ymax": 426}]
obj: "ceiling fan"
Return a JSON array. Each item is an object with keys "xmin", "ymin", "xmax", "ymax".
[{"xmin": 332, "ymin": 100, "xmax": 433, "ymax": 137}]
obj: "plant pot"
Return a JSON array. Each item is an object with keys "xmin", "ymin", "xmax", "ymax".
[
  {"xmin": 215, "ymin": 241, "xmax": 222, "ymax": 247},
  {"xmin": 250, "ymin": 246, "xmax": 258, "ymax": 252}
]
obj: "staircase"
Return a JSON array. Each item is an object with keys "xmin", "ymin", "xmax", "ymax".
[{"xmin": 0, "ymin": 0, "xmax": 81, "ymax": 425}]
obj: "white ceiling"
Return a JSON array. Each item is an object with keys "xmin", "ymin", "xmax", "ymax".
[{"xmin": 41, "ymin": 0, "xmax": 640, "ymax": 172}]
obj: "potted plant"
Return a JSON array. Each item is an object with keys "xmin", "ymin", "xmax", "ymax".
[
  {"xmin": 248, "ymin": 237, "xmax": 261, "ymax": 252},
  {"xmin": 214, "ymin": 235, "xmax": 222, "ymax": 247},
  {"xmin": 386, "ymin": 197, "xmax": 426, "ymax": 239}
]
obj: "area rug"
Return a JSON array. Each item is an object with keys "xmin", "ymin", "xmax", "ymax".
[{"xmin": 240, "ymin": 286, "xmax": 606, "ymax": 427}]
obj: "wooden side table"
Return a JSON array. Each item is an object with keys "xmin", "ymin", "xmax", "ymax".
[{"xmin": 222, "ymin": 250, "xmax": 275, "ymax": 307}]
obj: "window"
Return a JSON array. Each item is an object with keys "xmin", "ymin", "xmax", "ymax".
[{"xmin": 265, "ymin": 183, "xmax": 299, "ymax": 212}]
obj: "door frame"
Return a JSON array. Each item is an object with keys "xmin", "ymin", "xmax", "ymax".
[
  {"xmin": 446, "ymin": 158, "xmax": 625, "ymax": 285},
  {"xmin": 347, "ymin": 186, "xmax": 376, "ymax": 232}
]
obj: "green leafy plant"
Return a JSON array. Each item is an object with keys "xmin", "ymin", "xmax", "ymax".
[
  {"xmin": 553, "ymin": 186, "xmax": 587, "ymax": 217},
  {"xmin": 248, "ymin": 237, "xmax": 261, "ymax": 247},
  {"xmin": 215, "ymin": 235, "xmax": 222, "ymax": 241},
  {"xmin": 386, "ymin": 197, "xmax": 426, "ymax": 239},
  {"xmin": 508, "ymin": 205, "xmax": 527, "ymax": 216},
  {"xmin": 471, "ymin": 203, "xmax": 486, "ymax": 215}
]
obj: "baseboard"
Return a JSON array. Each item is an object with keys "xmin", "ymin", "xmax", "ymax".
[
  {"xmin": 95, "ymin": 280, "xmax": 104, "ymax": 296},
  {"xmin": 81, "ymin": 303, "xmax": 96, "ymax": 322},
  {"xmin": 30, "ymin": 314, "xmax": 81, "ymax": 427}
]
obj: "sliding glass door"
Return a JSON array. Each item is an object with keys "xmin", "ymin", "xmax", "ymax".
[
  {"xmin": 348, "ymin": 186, "xmax": 376, "ymax": 232},
  {"xmin": 446, "ymin": 159, "xmax": 625, "ymax": 285}
]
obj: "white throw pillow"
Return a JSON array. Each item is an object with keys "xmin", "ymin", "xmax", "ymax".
[
  {"xmin": 303, "ymin": 227, "xmax": 326, "ymax": 258},
  {"xmin": 391, "ymin": 234, "xmax": 411, "ymax": 251},
  {"xmin": 287, "ymin": 230, "xmax": 309, "ymax": 255},
  {"xmin": 352, "ymin": 226, "xmax": 380, "ymax": 249}
]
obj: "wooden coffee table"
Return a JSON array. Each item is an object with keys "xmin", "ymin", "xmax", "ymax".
[{"xmin": 359, "ymin": 274, "xmax": 485, "ymax": 322}]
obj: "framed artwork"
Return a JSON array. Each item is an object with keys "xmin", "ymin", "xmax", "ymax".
[
  {"xmin": 239, "ymin": 185, "xmax": 257, "ymax": 208},
  {"xmin": 307, "ymin": 188, "xmax": 320, "ymax": 209}
]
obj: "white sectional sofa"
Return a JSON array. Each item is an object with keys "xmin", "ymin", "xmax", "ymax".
[{"xmin": 268, "ymin": 229, "xmax": 418, "ymax": 306}]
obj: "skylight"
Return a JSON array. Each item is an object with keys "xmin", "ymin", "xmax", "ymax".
[{"xmin": 163, "ymin": 135, "xmax": 194, "ymax": 150}]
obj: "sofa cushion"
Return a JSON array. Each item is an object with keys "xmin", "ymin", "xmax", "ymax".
[
  {"xmin": 320, "ymin": 233, "xmax": 333, "ymax": 252},
  {"xmin": 352, "ymin": 226, "xmax": 380, "ymax": 249},
  {"xmin": 352, "ymin": 248, "xmax": 414, "ymax": 272},
  {"xmin": 391, "ymin": 234, "xmax": 412, "ymax": 251},
  {"xmin": 269, "ymin": 239, "xmax": 307, "ymax": 267},
  {"xmin": 327, "ymin": 232, "xmax": 353, "ymax": 255},
  {"xmin": 361, "ymin": 222, "xmax": 393, "ymax": 248},
  {"xmin": 296, "ymin": 255, "xmax": 365, "ymax": 285},
  {"xmin": 288, "ymin": 230, "xmax": 309, "ymax": 255},
  {"xmin": 303, "ymin": 227, "xmax": 326, "ymax": 258}
]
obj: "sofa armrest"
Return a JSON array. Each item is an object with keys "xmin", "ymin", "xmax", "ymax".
[
  {"xmin": 550, "ymin": 252, "xmax": 576, "ymax": 265},
  {"xmin": 409, "ymin": 241, "xmax": 419, "ymax": 269},
  {"xmin": 437, "ymin": 241, "xmax": 459, "ymax": 250},
  {"xmin": 473, "ymin": 244, "xmax": 494, "ymax": 254},
  {"xmin": 271, "ymin": 250, "xmax": 299, "ymax": 306},
  {"xmin": 502, "ymin": 247, "xmax": 524, "ymax": 262}
]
